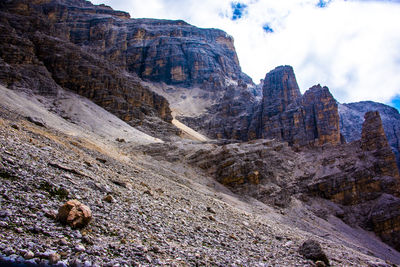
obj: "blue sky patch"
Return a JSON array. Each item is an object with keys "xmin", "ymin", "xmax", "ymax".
[
  {"xmin": 263, "ymin": 23, "xmax": 274, "ymax": 33},
  {"xmin": 231, "ymin": 2, "xmax": 248, "ymax": 20},
  {"xmin": 391, "ymin": 96, "xmax": 400, "ymax": 111},
  {"xmin": 317, "ymin": 0, "xmax": 331, "ymax": 8}
]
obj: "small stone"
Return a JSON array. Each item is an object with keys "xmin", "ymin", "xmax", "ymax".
[
  {"xmin": 57, "ymin": 200, "xmax": 92, "ymax": 228},
  {"xmin": 112, "ymin": 180, "xmax": 127, "ymax": 188},
  {"xmin": 96, "ymin": 158, "xmax": 107, "ymax": 164},
  {"xmin": 69, "ymin": 258, "xmax": 83, "ymax": 267},
  {"xmin": 72, "ymin": 230, "xmax": 82, "ymax": 239},
  {"xmin": 155, "ymin": 188, "xmax": 164, "ymax": 194},
  {"xmin": 103, "ymin": 195, "xmax": 114, "ymax": 203},
  {"xmin": 59, "ymin": 238, "xmax": 69, "ymax": 246},
  {"xmin": 315, "ymin": 261, "xmax": 326, "ymax": 267},
  {"xmin": 24, "ymin": 251, "xmax": 35, "ymax": 260},
  {"xmin": 3, "ymin": 247, "xmax": 15, "ymax": 256},
  {"xmin": 55, "ymin": 260, "xmax": 68, "ymax": 267},
  {"xmin": 74, "ymin": 244, "xmax": 86, "ymax": 253},
  {"xmin": 145, "ymin": 255, "xmax": 152, "ymax": 263},
  {"xmin": 59, "ymin": 251, "xmax": 69, "ymax": 257},
  {"xmin": 26, "ymin": 116, "xmax": 46, "ymax": 127},
  {"xmin": 45, "ymin": 209, "xmax": 58, "ymax": 220},
  {"xmin": 206, "ymin": 207, "xmax": 216, "ymax": 214},
  {"xmin": 11, "ymin": 124, "xmax": 19, "ymax": 130},
  {"xmin": 82, "ymin": 236, "xmax": 94, "ymax": 245},
  {"xmin": 0, "ymin": 221, "xmax": 8, "ymax": 227},
  {"xmin": 0, "ymin": 209, "xmax": 12, "ymax": 217},
  {"xmin": 150, "ymin": 246, "xmax": 161, "ymax": 253},
  {"xmin": 49, "ymin": 253, "xmax": 61, "ymax": 264},
  {"xmin": 143, "ymin": 190, "xmax": 153, "ymax": 196},
  {"xmin": 83, "ymin": 260, "xmax": 92, "ymax": 267},
  {"xmin": 298, "ymin": 239, "xmax": 330, "ymax": 266},
  {"xmin": 284, "ymin": 241, "xmax": 293, "ymax": 247}
]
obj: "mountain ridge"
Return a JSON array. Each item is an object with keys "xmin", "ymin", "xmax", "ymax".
[{"xmin": 1, "ymin": 0, "xmax": 400, "ymax": 265}]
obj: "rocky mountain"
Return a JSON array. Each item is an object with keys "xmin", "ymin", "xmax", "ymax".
[
  {"xmin": 339, "ymin": 101, "xmax": 400, "ymax": 167},
  {"xmin": 256, "ymin": 66, "xmax": 341, "ymax": 146},
  {"xmin": 1, "ymin": 0, "xmax": 400, "ymax": 266},
  {"xmin": 0, "ymin": 0, "xmax": 179, "ymax": 139},
  {"xmin": 182, "ymin": 66, "xmax": 341, "ymax": 147}
]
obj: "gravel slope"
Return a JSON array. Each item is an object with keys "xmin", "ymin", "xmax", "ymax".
[{"xmin": 0, "ymin": 88, "xmax": 398, "ymax": 266}]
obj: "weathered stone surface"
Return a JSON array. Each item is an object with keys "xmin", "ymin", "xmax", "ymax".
[
  {"xmin": 368, "ymin": 194, "xmax": 400, "ymax": 251},
  {"xmin": 257, "ymin": 66, "xmax": 340, "ymax": 146},
  {"xmin": 0, "ymin": 0, "xmax": 175, "ymax": 137},
  {"xmin": 57, "ymin": 199, "xmax": 92, "ymax": 228},
  {"xmin": 305, "ymin": 112, "xmax": 400, "ymax": 249},
  {"xmin": 261, "ymin": 65, "xmax": 301, "ymax": 118},
  {"xmin": 180, "ymin": 82, "xmax": 259, "ymax": 141},
  {"xmin": 307, "ymin": 112, "xmax": 399, "ymax": 205},
  {"xmin": 35, "ymin": 0, "xmax": 251, "ymax": 88},
  {"xmin": 181, "ymin": 66, "xmax": 341, "ymax": 147},
  {"xmin": 298, "ymin": 240, "xmax": 330, "ymax": 266},
  {"xmin": 361, "ymin": 111, "xmax": 391, "ymax": 151},
  {"xmin": 123, "ymin": 19, "xmax": 252, "ymax": 88},
  {"xmin": 339, "ymin": 101, "xmax": 400, "ymax": 168}
]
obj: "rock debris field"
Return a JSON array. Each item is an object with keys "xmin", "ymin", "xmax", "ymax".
[{"xmin": 0, "ymin": 106, "xmax": 395, "ymax": 266}]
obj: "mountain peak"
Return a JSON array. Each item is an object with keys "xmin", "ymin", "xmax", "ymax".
[{"xmin": 262, "ymin": 65, "xmax": 301, "ymax": 116}]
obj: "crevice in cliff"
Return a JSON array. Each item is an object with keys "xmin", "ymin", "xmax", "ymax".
[{"xmin": 312, "ymin": 104, "xmax": 319, "ymax": 140}]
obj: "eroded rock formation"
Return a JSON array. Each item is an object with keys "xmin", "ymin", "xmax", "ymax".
[
  {"xmin": 339, "ymin": 101, "xmax": 400, "ymax": 168},
  {"xmin": 0, "ymin": 0, "xmax": 175, "ymax": 137},
  {"xmin": 307, "ymin": 111, "xmax": 400, "ymax": 249},
  {"xmin": 38, "ymin": 0, "xmax": 251, "ymax": 88},
  {"xmin": 2, "ymin": 0, "xmax": 400, "ymax": 257},
  {"xmin": 256, "ymin": 66, "xmax": 341, "ymax": 147}
]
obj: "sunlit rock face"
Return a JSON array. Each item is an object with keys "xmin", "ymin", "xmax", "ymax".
[{"xmin": 51, "ymin": 1, "xmax": 251, "ymax": 88}]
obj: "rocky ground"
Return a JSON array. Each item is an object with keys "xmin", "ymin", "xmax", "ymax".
[{"xmin": 0, "ymin": 93, "xmax": 399, "ymax": 266}]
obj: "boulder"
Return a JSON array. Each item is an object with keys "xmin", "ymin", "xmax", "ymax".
[
  {"xmin": 298, "ymin": 239, "xmax": 330, "ymax": 266},
  {"xmin": 57, "ymin": 200, "xmax": 92, "ymax": 228}
]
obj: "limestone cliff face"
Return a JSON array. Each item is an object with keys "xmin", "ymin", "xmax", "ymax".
[
  {"xmin": 261, "ymin": 66, "xmax": 301, "ymax": 117},
  {"xmin": 339, "ymin": 101, "xmax": 400, "ymax": 168},
  {"xmin": 123, "ymin": 19, "xmax": 251, "ymax": 88},
  {"xmin": 40, "ymin": 0, "xmax": 250, "ymax": 88},
  {"xmin": 0, "ymin": 0, "xmax": 174, "ymax": 135},
  {"xmin": 181, "ymin": 66, "xmax": 341, "ymax": 147},
  {"xmin": 307, "ymin": 111, "xmax": 400, "ymax": 250},
  {"xmin": 258, "ymin": 66, "xmax": 340, "ymax": 147}
]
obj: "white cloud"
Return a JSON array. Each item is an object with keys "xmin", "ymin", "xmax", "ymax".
[{"xmin": 91, "ymin": 0, "xmax": 400, "ymax": 106}]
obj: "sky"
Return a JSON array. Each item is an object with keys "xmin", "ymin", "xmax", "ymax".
[{"xmin": 91, "ymin": 0, "xmax": 400, "ymax": 110}]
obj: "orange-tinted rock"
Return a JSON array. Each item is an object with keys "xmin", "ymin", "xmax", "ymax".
[
  {"xmin": 261, "ymin": 66, "xmax": 301, "ymax": 118},
  {"xmin": 306, "ymin": 112, "xmax": 400, "ymax": 249},
  {"xmin": 361, "ymin": 111, "xmax": 399, "ymax": 178},
  {"xmin": 57, "ymin": 200, "xmax": 92, "ymax": 228},
  {"xmin": 362, "ymin": 111, "xmax": 391, "ymax": 151},
  {"xmin": 36, "ymin": 0, "xmax": 250, "ymax": 88}
]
